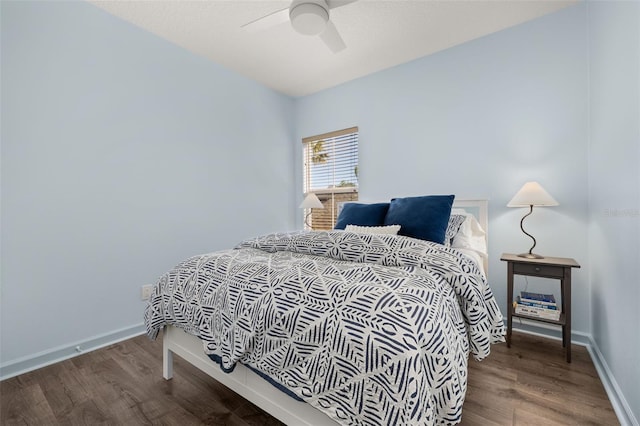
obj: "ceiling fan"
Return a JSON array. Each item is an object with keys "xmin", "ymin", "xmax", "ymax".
[{"xmin": 241, "ymin": 0, "xmax": 358, "ymax": 53}]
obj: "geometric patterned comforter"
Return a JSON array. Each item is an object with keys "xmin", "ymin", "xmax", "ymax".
[{"xmin": 144, "ymin": 231, "xmax": 505, "ymax": 425}]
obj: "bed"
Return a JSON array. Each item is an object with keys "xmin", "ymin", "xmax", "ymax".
[{"xmin": 144, "ymin": 197, "xmax": 505, "ymax": 426}]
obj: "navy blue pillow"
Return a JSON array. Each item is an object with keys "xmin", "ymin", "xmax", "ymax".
[
  {"xmin": 383, "ymin": 195, "xmax": 455, "ymax": 244},
  {"xmin": 334, "ymin": 203, "xmax": 390, "ymax": 230}
]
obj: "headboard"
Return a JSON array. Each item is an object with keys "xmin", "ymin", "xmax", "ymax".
[{"xmin": 452, "ymin": 199, "xmax": 488, "ymax": 236}]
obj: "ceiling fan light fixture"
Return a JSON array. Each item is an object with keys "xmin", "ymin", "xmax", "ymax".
[{"xmin": 290, "ymin": 2, "xmax": 329, "ymax": 36}]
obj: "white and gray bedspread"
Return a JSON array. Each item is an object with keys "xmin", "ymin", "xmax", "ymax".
[{"xmin": 145, "ymin": 230, "xmax": 505, "ymax": 425}]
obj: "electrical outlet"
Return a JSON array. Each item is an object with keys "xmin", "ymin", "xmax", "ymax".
[{"xmin": 141, "ymin": 284, "xmax": 153, "ymax": 301}]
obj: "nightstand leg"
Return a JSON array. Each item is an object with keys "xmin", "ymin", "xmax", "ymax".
[
  {"xmin": 564, "ymin": 269, "xmax": 572, "ymax": 363},
  {"xmin": 506, "ymin": 263, "xmax": 514, "ymax": 348},
  {"xmin": 561, "ymin": 278, "xmax": 567, "ymax": 348}
]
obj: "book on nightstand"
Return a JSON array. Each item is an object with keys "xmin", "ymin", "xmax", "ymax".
[
  {"xmin": 516, "ymin": 296, "xmax": 558, "ymax": 310},
  {"xmin": 514, "ymin": 291, "xmax": 560, "ymax": 320},
  {"xmin": 513, "ymin": 297, "xmax": 560, "ymax": 321},
  {"xmin": 520, "ymin": 291, "xmax": 556, "ymax": 304},
  {"xmin": 514, "ymin": 304, "xmax": 561, "ymax": 320}
]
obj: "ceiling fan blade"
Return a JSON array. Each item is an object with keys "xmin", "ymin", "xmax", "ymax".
[
  {"xmin": 326, "ymin": 0, "xmax": 358, "ymax": 10},
  {"xmin": 319, "ymin": 20, "xmax": 346, "ymax": 53},
  {"xmin": 241, "ymin": 7, "xmax": 289, "ymax": 33}
]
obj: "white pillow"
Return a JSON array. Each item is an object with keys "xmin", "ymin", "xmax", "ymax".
[
  {"xmin": 450, "ymin": 211, "xmax": 487, "ymax": 258},
  {"xmin": 345, "ymin": 224, "xmax": 401, "ymax": 235},
  {"xmin": 444, "ymin": 214, "xmax": 467, "ymax": 247}
]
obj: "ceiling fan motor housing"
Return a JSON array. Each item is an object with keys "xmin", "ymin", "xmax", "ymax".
[{"xmin": 290, "ymin": 1, "xmax": 330, "ymax": 36}]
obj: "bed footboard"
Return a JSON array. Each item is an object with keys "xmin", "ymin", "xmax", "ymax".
[
  {"xmin": 162, "ymin": 334, "xmax": 174, "ymax": 380},
  {"xmin": 162, "ymin": 325, "xmax": 339, "ymax": 426}
]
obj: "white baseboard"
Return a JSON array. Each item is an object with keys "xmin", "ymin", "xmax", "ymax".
[
  {"xmin": 0, "ymin": 323, "xmax": 146, "ymax": 381},
  {"xmin": 512, "ymin": 323, "xmax": 638, "ymax": 426},
  {"xmin": 586, "ymin": 336, "xmax": 639, "ymax": 426},
  {"xmin": 511, "ymin": 318, "xmax": 591, "ymax": 345}
]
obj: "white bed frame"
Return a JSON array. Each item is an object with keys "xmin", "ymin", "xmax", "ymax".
[
  {"xmin": 163, "ymin": 325, "xmax": 339, "ymax": 425},
  {"xmin": 162, "ymin": 199, "xmax": 488, "ymax": 426}
]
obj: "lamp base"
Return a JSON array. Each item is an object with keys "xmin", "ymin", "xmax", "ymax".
[
  {"xmin": 304, "ymin": 212, "xmax": 313, "ymax": 229},
  {"xmin": 517, "ymin": 252, "xmax": 545, "ymax": 259}
]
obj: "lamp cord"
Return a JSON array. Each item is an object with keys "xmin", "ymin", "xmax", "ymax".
[{"xmin": 520, "ymin": 205, "xmax": 537, "ymax": 256}]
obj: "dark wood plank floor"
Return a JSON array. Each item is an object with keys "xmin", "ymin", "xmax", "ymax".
[{"xmin": 1, "ymin": 331, "xmax": 619, "ymax": 425}]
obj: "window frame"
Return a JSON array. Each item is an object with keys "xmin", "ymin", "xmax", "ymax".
[{"xmin": 302, "ymin": 127, "xmax": 359, "ymax": 230}]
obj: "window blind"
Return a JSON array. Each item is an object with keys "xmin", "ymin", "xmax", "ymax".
[{"xmin": 302, "ymin": 127, "xmax": 359, "ymax": 230}]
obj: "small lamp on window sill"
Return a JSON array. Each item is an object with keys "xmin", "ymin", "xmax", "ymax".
[
  {"xmin": 507, "ymin": 181, "xmax": 559, "ymax": 259},
  {"xmin": 299, "ymin": 193, "xmax": 324, "ymax": 229}
]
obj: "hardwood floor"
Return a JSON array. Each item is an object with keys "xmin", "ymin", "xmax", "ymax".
[
  {"xmin": 1, "ymin": 331, "xmax": 619, "ymax": 425},
  {"xmin": 461, "ymin": 332, "xmax": 618, "ymax": 425}
]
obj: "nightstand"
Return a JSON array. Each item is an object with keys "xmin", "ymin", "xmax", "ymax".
[{"xmin": 500, "ymin": 253, "xmax": 581, "ymax": 362}]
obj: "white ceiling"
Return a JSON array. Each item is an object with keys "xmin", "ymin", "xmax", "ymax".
[{"xmin": 89, "ymin": 0, "xmax": 578, "ymax": 97}]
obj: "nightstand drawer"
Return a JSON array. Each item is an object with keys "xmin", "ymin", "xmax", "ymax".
[{"xmin": 512, "ymin": 263, "xmax": 564, "ymax": 278}]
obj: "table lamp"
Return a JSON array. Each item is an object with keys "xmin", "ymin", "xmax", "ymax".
[
  {"xmin": 507, "ymin": 181, "xmax": 558, "ymax": 259},
  {"xmin": 299, "ymin": 193, "xmax": 324, "ymax": 228}
]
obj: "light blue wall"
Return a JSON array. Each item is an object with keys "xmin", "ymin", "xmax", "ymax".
[
  {"xmin": 296, "ymin": 4, "xmax": 590, "ymax": 333},
  {"xmin": 588, "ymin": 1, "xmax": 640, "ymax": 424},
  {"xmin": 1, "ymin": 1, "xmax": 295, "ymax": 366}
]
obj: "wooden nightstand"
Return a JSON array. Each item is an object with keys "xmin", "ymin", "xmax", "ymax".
[{"xmin": 500, "ymin": 253, "xmax": 581, "ymax": 362}]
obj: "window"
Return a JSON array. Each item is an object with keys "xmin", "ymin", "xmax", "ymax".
[{"xmin": 302, "ymin": 127, "xmax": 359, "ymax": 230}]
